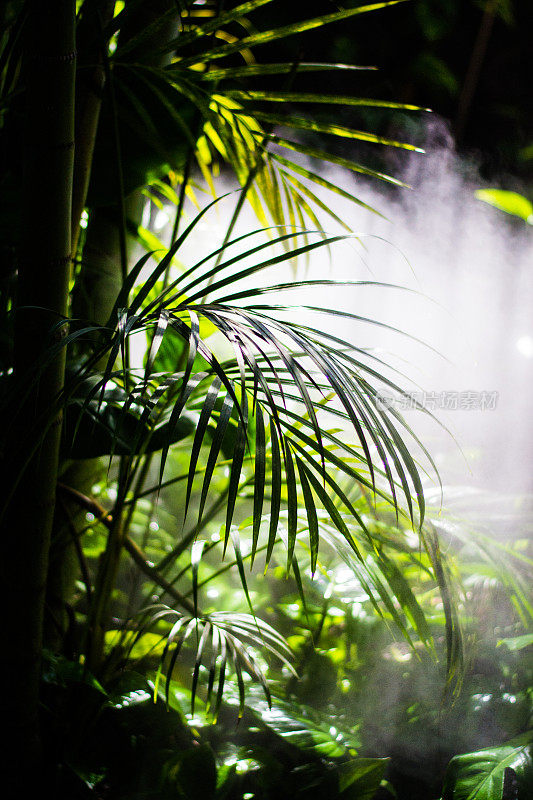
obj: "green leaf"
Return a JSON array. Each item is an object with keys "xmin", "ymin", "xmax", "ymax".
[
  {"xmin": 475, "ymin": 189, "xmax": 533, "ymax": 223},
  {"xmin": 41, "ymin": 651, "xmax": 106, "ymax": 695},
  {"xmin": 62, "ymin": 379, "xmax": 196, "ymax": 458},
  {"xmin": 174, "ymin": 745, "xmax": 217, "ymax": 800},
  {"xmin": 229, "ymin": 686, "xmax": 361, "ymax": 758},
  {"xmin": 88, "ymin": 65, "xmax": 196, "ymax": 203},
  {"xmin": 295, "ymin": 457, "xmax": 319, "ymax": 575},
  {"xmin": 162, "ymin": 0, "xmax": 276, "ymax": 53},
  {"xmin": 284, "ymin": 441, "xmax": 298, "ymax": 568},
  {"xmin": 176, "ymin": 2, "xmax": 409, "ymax": 66},
  {"xmin": 148, "ymin": 324, "xmax": 188, "ymax": 374},
  {"xmin": 264, "ymin": 134, "xmax": 408, "ymax": 187},
  {"xmin": 338, "ymin": 758, "xmax": 388, "ymax": 800},
  {"xmin": 152, "ymin": 609, "xmax": 291, "ymax": 720},
  {"xmin": 374, "ymin": 552, "xmax": 433, "ymax": 648},
  {"xmin": 238, "ymin": 110, "xmax": 422, "ymax": 151},
  {"xmin": 252, "ymin": 402, "xmax": 266, "ymax": 564},
  {"xmin": 197, "ymin": 392, "xmax": 234, "ymax": 526},
  {"xmin": 271, "ymin": 151, "xmax": 386, "ymax": 216},
  {"xmin": 199, "ymin": 62, "xmax": 376, "ymax": 82},
  {"xmin": 266, "ymin": 419, "xmax": 282, "ymax": 565},
  {"xmin": 184, "ymin": 376, "xmax": 222, "ymax": 519},
  {"xmin": 498, "ymin": 634, "xmax": 533, "ymax": 651},
  {"xmin": 442, "ymin": 732, "xmax": 533, "ymax": 800},
  {"xmin": 227, "ymin": 90, "xmax": 425, "ymax": 112}
]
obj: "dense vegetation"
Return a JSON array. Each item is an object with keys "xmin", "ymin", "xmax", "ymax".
[{"xmin": 0, "ymin": 2, "xmax": 531, "ymax": 798}]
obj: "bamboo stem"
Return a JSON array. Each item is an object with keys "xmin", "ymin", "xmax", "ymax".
[
  {"xmin": 71, "ymin": 0, "xmax": 116, "ymax": 256},
  {"xmin": 2, "ymin": 0, "xmax": 76, "ymax": 786}
]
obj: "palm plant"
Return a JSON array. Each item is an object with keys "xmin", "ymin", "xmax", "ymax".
[{"xmin": 0, "ymin": 0, "xmax": 462, "ymax": 790}]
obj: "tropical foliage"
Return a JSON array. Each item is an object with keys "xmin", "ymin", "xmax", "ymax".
[{"xmin": 0, "ymin": 1, "xmax": 532, "ymax": 799}]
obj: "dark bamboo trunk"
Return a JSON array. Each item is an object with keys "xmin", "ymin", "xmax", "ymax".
[
  {"xmin": 1, "ymin": 1, "xmax": 76, "ymax": 790},
  {"xmin": 71, "ymin": 0, "xmax": 116, "ymax": 255}
]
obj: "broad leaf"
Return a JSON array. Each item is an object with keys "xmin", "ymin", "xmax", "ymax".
[{"xmin": 441, "ymin": 732, "xmax": 533, "ymax": 800}]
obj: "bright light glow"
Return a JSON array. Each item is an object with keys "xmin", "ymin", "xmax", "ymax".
[
  {"xmin": 206, "ymin": 588, "xmax": 219, "ymax": 599},
  {"xmin": 335, "ymin": 566, "xmax": 353, "ymax": 583},
  {"xmin": 515, "ymin": 335, "xmax": 533, "ymax": 358},
  {"xmin": 222, "ymin": 756, "xmax": 253, "ymax": 774},
  {"xmin": 154, "ymin": 210, "xmax": 170, "ymax": 230},
  {"xmin": 141, "ymin": 200, "xmax": 151, "ymax": 228},
  {"xmin": 149, "ymin": 521, "xmax": 159, "ymax": 532},
  {"xmin": 113, "ymin": 689, "xmax": 150, "ymax": 709}
]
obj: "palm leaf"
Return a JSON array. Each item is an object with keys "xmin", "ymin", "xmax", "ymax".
[
  {"xmin": 149, "ymin": 606, "xmax": 294, "ymax": 719},
  {"xmin": 173, "ymin": 2, "xmax": 408, "ymax": 66}
]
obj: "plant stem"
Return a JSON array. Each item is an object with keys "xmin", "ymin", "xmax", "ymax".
[
  {"xmin": 1, "ymin": 0, "xmax": 76, "ymax": 787},
  {"xmin": 71, "ymin": 0, "xmax": 116, "ymax": 256},
  {"xmin": 56, "ymin": 482, "xmax": 196, "ymax": 615},
  {"xmin": 124, "ymin": 536, "xmax": 195, "ymax": 615},
  {"xmin": 454, "ymin": 0, "xmax": 498, "ymax": 144},
  {"xmin": 86, "ymin": 457, "xmax": 129, "ymax": 671}
]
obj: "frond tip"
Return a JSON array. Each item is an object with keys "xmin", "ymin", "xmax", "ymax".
[
  {"xmin": 87, "ymin": 214, "xmax": 436, "ymax": 577},
  {"xmin": 150, "ymin": 606, "xmax": 295, "ymax": 721}
]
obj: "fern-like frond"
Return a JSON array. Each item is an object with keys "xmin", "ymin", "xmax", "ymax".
[{"xmin": 149, "ymin": 605, "xmax": 294, "ymax": 720}]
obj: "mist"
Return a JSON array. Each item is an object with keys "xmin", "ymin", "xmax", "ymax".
[
  {"xmin": 134, "ymin": 118, "xmax": 533, "ymax": 795},
  {"xmin": 152, "ymin": 116, "xmax": 533, "ymax": 528},
  {"xmin": 336, "ymin": 120, "xmax": 533, "ymax": 497}
]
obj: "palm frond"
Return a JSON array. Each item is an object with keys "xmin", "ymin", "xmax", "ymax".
[
  {"xmin": 69, "ymin": 212, "xmax": 450, "ymax": 655},
  {"xmin": 149, "ymin": 605, "xmax": 294, "ymax": 720},
  {"xmin": 97, "ymin": 0, "xmax": 426, "ymax": 238}
]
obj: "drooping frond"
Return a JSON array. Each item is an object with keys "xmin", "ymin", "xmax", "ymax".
[
  {"xmin": 148, "ymin": 605, "xmax": 294, "ymax": 720},
  {"xmin": 69, "ymin": 215, "xmax": 434, "ymax": 560},
  {"xmin": 88, "ymin": 0, "xmax": 425, "ymax": 236}
]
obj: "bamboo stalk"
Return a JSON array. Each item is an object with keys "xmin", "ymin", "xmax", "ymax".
[
  {"xmin": 1, "ymin": 0, "xmax": 76, "ymax": 787},
  {"xmin": 71, "ymin": 0, "xmax": 116, "ymax": 256}
]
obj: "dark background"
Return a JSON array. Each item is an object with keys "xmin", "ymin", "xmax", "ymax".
[{"xmin": 229, "ymin": 0, "xmax": 533, "ymax": 182}]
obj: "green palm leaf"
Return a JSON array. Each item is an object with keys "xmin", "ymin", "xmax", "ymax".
[{"xmin": 150, "ymin": 606, "xmax": 294, "ymax": 719}]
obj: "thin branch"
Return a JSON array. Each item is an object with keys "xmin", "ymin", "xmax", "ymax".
[
  {"xmin": 58, "ymin": 496, "xmax": 93, "ymax": 602},
  {"xmin": 123, "ymin": 536, "xmax": 196, "ymax": 615},
  {"xmin": 454, "ymin": 0, "xmax": 498, "ymax": 144},
  {"xmin": 57, "ymin": 482, "xmax": 113, "ymax": 527},
  {"xmin": 57, "ymin": 481, "xmax": 195, "ymax": 615}
]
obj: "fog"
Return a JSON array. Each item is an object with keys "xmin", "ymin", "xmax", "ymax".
[
  {"xmin": 153, "ymin": 118, "xmax": 533, "ymax": 514},
  {"xmin": 271, "ymin": 136, "xmax": 528, "ymax": 490},
  {"xmin": 340, "ymin": 122, "xmax": 533, "ymax": 497}
]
